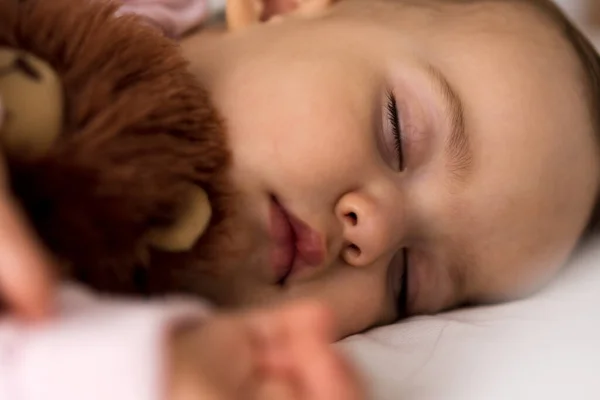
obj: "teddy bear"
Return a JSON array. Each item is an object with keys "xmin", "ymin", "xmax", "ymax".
[{"xmin": 0, "ymin": 0, "xmax": 231, "ymax": 295}]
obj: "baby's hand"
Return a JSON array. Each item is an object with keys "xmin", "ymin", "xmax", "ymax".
[{"xmin": 169, "ymin": 302, "xmax": 365, "ymax": 400}]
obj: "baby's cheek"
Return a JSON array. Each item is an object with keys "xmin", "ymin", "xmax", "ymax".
[{"xmin": 473, "ymin": 255, "xmax": 566, "ymax": 304}]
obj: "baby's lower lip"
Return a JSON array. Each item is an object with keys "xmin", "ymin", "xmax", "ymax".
[{"xmin": 269, "ymin": 197, "xmax": 296, "ymax": 283}]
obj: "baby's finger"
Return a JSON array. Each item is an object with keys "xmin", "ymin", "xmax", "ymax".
[
  {"xmin": 253, "ymin": 375, "xmax": 299, "ymax": 400},
  {"xmin": 284, "ymin": 306, "xmax": 365, "ymax": 400},
  {"xmin": 244, "ymin": 301, "xmax": 331, "ymax": 376},
  {"xmin": 296, "ymin": 342, "xmax": 365, "ymax": 400},
  {"xmin": 249, "ymin": 301, "xmax": 364, "ymax": 399},
  {"xmin": 0, "ymin": 194, "xmax": 55, "ymax": 320}
]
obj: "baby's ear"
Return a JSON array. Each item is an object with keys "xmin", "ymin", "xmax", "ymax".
[{"xmin": 227, "ymin": 0, "xmax": 334, "ymax": 31}]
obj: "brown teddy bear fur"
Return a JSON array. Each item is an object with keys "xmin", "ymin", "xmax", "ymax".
[{"xmin": 0, "ymin": 0, "xmax": 231, "ymax": 295}]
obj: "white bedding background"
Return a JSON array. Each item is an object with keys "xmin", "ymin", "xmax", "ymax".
[
  {"xmin": 341, "ymin": 244, "xmax": 600, "ymax": 399},
  {"xmin": 339, "ymin": 3, "xmax": 600, "ymax": 399}
]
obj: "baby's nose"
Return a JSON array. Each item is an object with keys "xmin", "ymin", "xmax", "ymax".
[{"xmin": 335, "ymin": 192, "xmax": 401, "ymax": 267}]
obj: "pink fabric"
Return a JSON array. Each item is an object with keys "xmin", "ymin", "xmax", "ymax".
[
  {"xmin": 117, "ymin": 0, "xmax": 219, "ymax": 38},
  {"xmin": 0, "ymin": 284, "xmax": 210, "ymax": 400}
]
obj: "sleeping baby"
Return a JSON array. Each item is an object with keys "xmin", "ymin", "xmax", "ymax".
[
  {"xmin": 178, "ymin": 0, "xmax": 600, "ymax": 337},
  {"xmin": 1, "ymin": 0, "xmax": 600, "ymax": 399}
]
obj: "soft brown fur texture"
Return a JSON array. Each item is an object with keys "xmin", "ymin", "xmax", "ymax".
[{"xmin": 0, "ymin": 0, "xmax": 231, "ymax": 294}]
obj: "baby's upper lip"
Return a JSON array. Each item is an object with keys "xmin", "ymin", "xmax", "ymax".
[{"xmin": 272, "ymin": 197, "xmax": 325, "ymax": 283}]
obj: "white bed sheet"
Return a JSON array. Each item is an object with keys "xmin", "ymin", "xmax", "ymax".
[{"xmin": 340, "ymin": 242, "xmax": 600, "ymax": 399}]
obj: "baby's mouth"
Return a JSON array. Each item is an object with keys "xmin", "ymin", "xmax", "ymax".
[
  {"xmin": 269, "ymin": 196, "xmax": 324, "ymax": 286},
  {"xmin": 270, "ymin": 196, "xmax": 296, "ymax": 285}
]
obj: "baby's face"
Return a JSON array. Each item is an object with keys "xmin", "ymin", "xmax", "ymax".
[{"xmin": 181, "ymin": 1, "xmax": 600, "ymax": 337}]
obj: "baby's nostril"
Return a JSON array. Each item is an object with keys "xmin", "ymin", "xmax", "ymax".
[
  {"xmin": 348, "ymin": 244, "xmax": 361, "ymax": 257},
  {"xmin": 346, "ymin": 212, "xmax": 358, "ymax": 226}
]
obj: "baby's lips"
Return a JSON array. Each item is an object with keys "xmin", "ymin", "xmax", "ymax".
[
  {"xmin": 296, "ymin": 231, "xmax": 325, "ymax": 266},
  {"xmin": 289, "ymin": 215, "xmax": 325, "ymax": 266}
]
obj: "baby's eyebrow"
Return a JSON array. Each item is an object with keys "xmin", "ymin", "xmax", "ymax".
[{"xmin": 426, "ymin": 65, "xmax": 472, "ymax": 182}]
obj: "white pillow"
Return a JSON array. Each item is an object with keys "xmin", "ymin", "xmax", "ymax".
[{"xmin": 340, "ymin": 243, "xmax": 600, "ymax": 400}]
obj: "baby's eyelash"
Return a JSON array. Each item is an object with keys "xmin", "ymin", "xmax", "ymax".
[{"xmin": 386, "ymin": 91, "xmax": 404, "ymax": 171}]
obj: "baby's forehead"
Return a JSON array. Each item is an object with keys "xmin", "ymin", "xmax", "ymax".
[
  {"xmin": 362, "ymin": 0, "xmax": 569, "ymax": 53},
  {"xmin": 434, "ymin": 1, "xmax": 561, "ymax": 40},
  {"xmin": 415, "ymin": 1, "xmax": 583, "ymax": 77}
]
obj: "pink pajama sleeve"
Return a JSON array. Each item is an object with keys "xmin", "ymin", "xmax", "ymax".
[
  {"xmin": 0, "ymin": 285, "xmax": 210, "ymax": 400},
  {"xmin": 116, "ymin": 0, "xmax": 226, "ymax": 37}
]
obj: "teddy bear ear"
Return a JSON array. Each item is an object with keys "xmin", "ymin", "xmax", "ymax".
[
  {"xmin": 146, "ymin": 185, "xmax": 213, "ymax": 253},
  {"xmin": 0, "ymin": 47, "xmax": 63, "ymax": 158}
]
